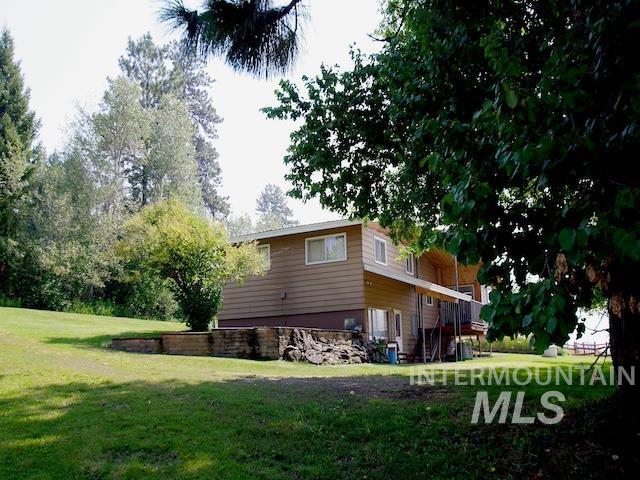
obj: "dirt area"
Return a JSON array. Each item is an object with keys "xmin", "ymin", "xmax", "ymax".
[{"xmin": 237, "ymin": 374, "xmax": 456, "ymax": 401}]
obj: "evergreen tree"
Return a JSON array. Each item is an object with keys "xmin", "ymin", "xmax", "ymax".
[
  {"xmin": 255, "ymin": 183, "xmax": 297, "ymax": 230},
  {"xmin": 161, "ymin": 0, "xmax": 306, "ymax": 77},
  {"xmin": 0, "ymin": 29, "xmax": 39, "ymax": 293}
]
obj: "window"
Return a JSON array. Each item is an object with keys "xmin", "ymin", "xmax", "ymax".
[
  {"xmin": 406, "ymin": 252, "xmax": 415, "ymax": 275},
  {"xmin": 257, "ymin": 244, "xmax": 271, "ymax": 270},
  {"xmin": 344, "ymin": 318, "xmax": 357, "ymax": 330},
  {"xmin": 426, "ymin": 295, "xmax": 433, "ymax": 306},
  {"xmin": 374, "ymin": 236, "xmax": 387, "ymax": 265},
  {"xmin": 367, "ymin": 308, "xmax": 389, "ymax": 340},
  {"xmin": 305, "ymin": 233, "xmax": 347, "ymax": 265},
  {"xmin": 394, "ymin": 311, "xmax": 402, "ymax": 337}
]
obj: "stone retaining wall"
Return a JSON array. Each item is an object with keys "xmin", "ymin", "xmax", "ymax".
[
  {"xmin": 110, "ymin": 337, "xmax": 162, "ymax": 354},
  {"xmin": 161, "ymin": 332, "xmax": 212, "ymax": 356},
  {"xmin": 110, "ymin": 327, "xmax": 361, "ymax": 360}
]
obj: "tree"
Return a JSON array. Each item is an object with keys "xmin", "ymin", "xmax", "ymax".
[
  {"xmin": 255, "ymin": 183, "xmax": 298, "ymax": 230},
  {"xmin": 195, "ymin": 135, "xmax": 230, "ymax": 219},
  {"xmin": 16, "ymin": 152, "xmax": 118, "ymax": 310},
  {"xmin": 265, "ymin": 0, "xmax": 640, "ymax": 394},
  {"xmin": 224, "ymin": 213, "xmax": 254, "ymax": 237},
  {"xmin": 118, "ymin": 199, "xmax": 264, "ymax": 330},
  {"xmin": 0, "ymin": 29, "xmax": 39, "ymax": 294},
  {"xmin": 161, "ymin": 0, "xmax": 306, "ymax": 77},
  {"xmin": 119, "ymin": 34, "xmax": 228, "ymax": 217},
  {"xmin": 148, "ymin": 94, "xmax": 202, "ymax": 209},
  {"xmin": 85, "ymin": 77, "xmax": 148, "ymax": 214}
]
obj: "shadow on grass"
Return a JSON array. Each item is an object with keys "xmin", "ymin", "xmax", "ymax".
[
  {"xmin": 0, "ymin": 374, "xmax": 633, "ymax": 480},
  {"xmin": 45, "ymin": 332, "xmax": 167, "ymax": 348}
]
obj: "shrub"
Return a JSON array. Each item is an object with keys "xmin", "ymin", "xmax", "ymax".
[
  {"xmin": 0, "ymin": 295, "xmax": 21, "ymax": 308},
  {"xmin": 117, "ymin": 200, "xmax": 265, "ymax": 331}
]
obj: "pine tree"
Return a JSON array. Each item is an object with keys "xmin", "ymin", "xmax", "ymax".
[
  {"xmin": 255, "ymin": 183, "xmax": 297, "ymax": 230},
  {"xmin": 0, "ymin": 29, "xmax": 39, "ymax": 292}
]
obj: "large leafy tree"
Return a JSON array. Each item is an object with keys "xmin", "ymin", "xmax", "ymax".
[
  {"xmin": 0, "ymin": 29, "xmax": 39, "ymax": 293},
  {"xmin": 119, "ymin": 34, "xmax": 229, "ymax": 217},
  {"xmin": 161, "ymin": 0, "xmax": 305, "ymax": 77},
  {"xmin": 118, "ymin": 199, "xmax": 264, "ymax": 330},
  {"xmin": 265, "ymin": 0, "xmax": 640, "ymax": 392}
]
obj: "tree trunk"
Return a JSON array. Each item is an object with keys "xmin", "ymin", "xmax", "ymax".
[
  {"xmin": 608, "ymin": 301, "xmax": 640, "ymax": 395},
  {"xmin": 141, "ymin": 165, "xmax": 149, "ymax": 206},
  {"xmin": 607, "ymin": 298, "xmax": 640, "ymax": 474}
]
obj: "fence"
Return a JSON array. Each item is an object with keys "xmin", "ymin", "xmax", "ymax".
[{"xmin": 564, "ymin": 342, "xmax": 609, "ymax": 356}]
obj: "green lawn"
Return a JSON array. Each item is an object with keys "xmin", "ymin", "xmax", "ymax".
[{"xmin": 0, "ymin": 307, "xmax": 620, "ymax": 479}]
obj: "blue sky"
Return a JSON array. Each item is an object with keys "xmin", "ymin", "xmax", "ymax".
[{"xmin": 2, "ymin": 0, "xmax": 382, "ymax": 224}]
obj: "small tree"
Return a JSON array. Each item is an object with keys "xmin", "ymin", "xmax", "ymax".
[{"xmin": 118, "ymin": 199, "xmax": 264, "ymax": 330}]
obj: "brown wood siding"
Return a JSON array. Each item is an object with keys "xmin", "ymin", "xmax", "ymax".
[
  {"xmin": 362, "ymin": 225, "xmax": 414, "ymax": 277},
  {"xmin": 219, "ymin": 225, "xmax": 365, "ymax": 320},
  {"xmin": 441, "ymin": 264, "xmax": 482, "ymax": 301},
  {"xmin": 363, "ymin": 271, "xmax": 441, "ymax": 353},
  {"xmin": 361, "ymin": 225, "xmax": 445, "ymax": 352}
]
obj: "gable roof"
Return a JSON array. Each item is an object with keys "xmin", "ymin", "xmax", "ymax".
[{"xmin": 230, "ymin": 219, "xmax": 362, "ymax": 243}]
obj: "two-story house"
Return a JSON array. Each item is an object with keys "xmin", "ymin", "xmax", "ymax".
[{"xmin": 219, "ymin": 219, "xmax": 488, "ymax": 361}]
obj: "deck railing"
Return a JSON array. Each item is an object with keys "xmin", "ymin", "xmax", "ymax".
[{"xmin": 440, "ymin": 299, "xmax": 484, "ymax": 326}]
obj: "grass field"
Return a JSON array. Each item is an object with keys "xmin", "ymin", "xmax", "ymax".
[{"xmin": 0, "ymin": 307, "xmax": 622, "ymax": 479}]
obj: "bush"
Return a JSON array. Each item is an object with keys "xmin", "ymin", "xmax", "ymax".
[
  {"xmin": 117, "ymin": 200, "xmax": 264, "ymax": 331},
  {"xmin": 479, "ymin": 335, "xmax": 536, "ymax": 354},
  {"xmin": 123, "ymin": 275, "xmax": 180, "ymax": 321},
  {"xmin": 0, "ymin": 295, "xmax": 21, "ymax": 308}
]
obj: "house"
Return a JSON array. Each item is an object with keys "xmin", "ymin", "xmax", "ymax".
[{"xmin": 219, "ymin": 219, "xmax": 489, "ymax": 361}]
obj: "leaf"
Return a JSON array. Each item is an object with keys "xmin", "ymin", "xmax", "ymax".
[
  {"xmin": 546, "ymin": 316, "xmax": 557, "ymax": 334},
  {"xmin": 558, "ymin": 228, "xmax": 575, "ymax": 251},
  {"xmin": 522, "ymin": 314, "xmax": 533, "ymax": 327},
  {"xmin": 505, "ymin": 89, "xmax": 518, "ymax": 109}
]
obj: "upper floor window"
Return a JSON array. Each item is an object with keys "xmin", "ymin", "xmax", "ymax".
[
  {"xmin": 305, "ymin": 233, "xmax": 347, "ymax": 265},
  {"xmin": 406, "ymin": 252, "xmax": 415, "ymax": 275},
  {"xmin": 257, "ymin": 244, "xmax": 271, "ymax": 270},
  {"xmin": 374, "ymin": 236, "xmax": 387, "ymax": 265}
]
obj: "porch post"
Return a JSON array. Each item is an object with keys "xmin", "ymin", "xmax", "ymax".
[{"xmin": 454, "ymin": 256, "xmax": 461, "ymax": 362}]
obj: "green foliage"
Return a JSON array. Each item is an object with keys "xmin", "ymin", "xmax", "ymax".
[
  {"xmin": 118, "ymin": 33, "xmax": 228, "ymax": 218},
  {"xmin": 265, "ymin": 0, "xmax": 640, "ymax": 355},
  {"xmin": 161, "ymin": 0, "xmax": 305, "ymax": 77},
  {"xmin": 121, "ymin": 273, "xmax": 181, "ymax": 321},
  {"xmin": 255, "ymin": 183, "xmax": 298, "ymax": 230},
  {"xmin": 0, "ymin": 295, "xmax": 21, "ymax": 308},
  {"xmin": 224, "ymin": 213, "xmax": 255, "ymax": 237},
  {"xmin": 0, "ymin": 31, "xmax": 231, "ymax": 321},
  {"xmin": 0, "ymin": 29, "xmax": 39, "ymax": 294},
  {"xmin": 118, "ymin": 199, "xmax": 264, "ymax": 330}
]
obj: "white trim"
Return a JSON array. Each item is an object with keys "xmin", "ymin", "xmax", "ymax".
[
  {"xmin": 425, "ymin": 295, "xmax": 433, "ymax": 306},
  {"xmin": 305, "ymin": 232, "xmax": 348, "ymax": 265},
  {"xmin": 374, "ymin": 236, "xmax": 387, "ymax": 265},
  {"xmin": 363, "ymin": 263, "xmax": 473, "ymax": 302},
  {"xmin": 257, "ymin": 243, "xmax": 271, "ymax": 270},
  {"xmin": 406, "ymin": 252, "xmax": 415, "ymax": 275},
  {"xmin": 231, "ymin": 219, "xmax": 361, "ymax": 243},
  {"xmin": 393, "ymin": 309, "xmax": 403, "ymax": 352}
]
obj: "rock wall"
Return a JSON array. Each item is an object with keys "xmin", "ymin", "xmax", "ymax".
[
  {"xmin": 110, "ymin": 327, "xmax": 386, "ymax": 364},
  {"xmin": 110, "ymin": 337, "xmax": 162, "ymax": 354}
]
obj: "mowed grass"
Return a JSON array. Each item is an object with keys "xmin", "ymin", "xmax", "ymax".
[{"xmin": 0, "ymin": 307, "xmax": 617, "ymax": 479}]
